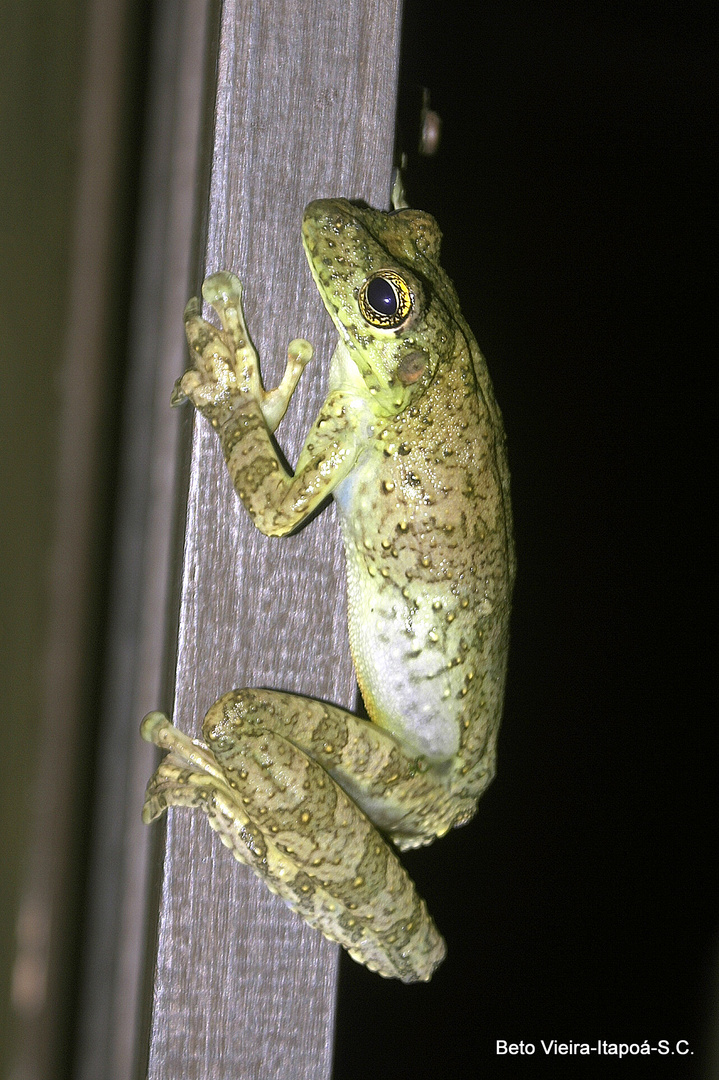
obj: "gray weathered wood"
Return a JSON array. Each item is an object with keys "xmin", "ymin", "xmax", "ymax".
[{"xmin": 145, "ymin": 1, "xmax": 403, "ymax": 1078}]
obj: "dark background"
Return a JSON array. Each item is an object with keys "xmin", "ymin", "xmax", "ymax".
[{"xmin": 333, "ymin": 2, "xmax": 717, "ymax": 1077}]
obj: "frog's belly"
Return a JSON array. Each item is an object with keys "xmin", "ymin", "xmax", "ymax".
[{"xmin": 339, "ymin": 529, "xmax": 464, "ymax": 764}]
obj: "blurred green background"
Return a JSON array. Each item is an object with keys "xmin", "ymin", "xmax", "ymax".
[
  {"xmin": 0, "ymin": 1, "xmax": 86, "ymax": 1072},
  {"xmin": 0, "ymin": 0, "xmax": 148, "ymax": 1071}
]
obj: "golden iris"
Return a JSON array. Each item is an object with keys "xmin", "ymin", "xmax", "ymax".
[{"xmin": 358, "ymin": 271, "xmax": 413, "ymax": 329}]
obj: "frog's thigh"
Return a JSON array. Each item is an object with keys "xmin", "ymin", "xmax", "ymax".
[
  {"xmin": 197, "ymin": 688, "xmax": 445, "ymax": 982},
  {"xmin": 203, "ymin": 687, "xmax": 451, "ymax": 841}
]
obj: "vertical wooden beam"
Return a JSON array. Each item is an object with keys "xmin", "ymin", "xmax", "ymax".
[{"xmin": 143, "ymin": 1, "xmax": 403, "ymax": 1078}]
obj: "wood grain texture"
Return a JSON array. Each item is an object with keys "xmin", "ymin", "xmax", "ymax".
[{"xmin": 145, "ymin": 1, "xmax": 403, "ymax": 1077}]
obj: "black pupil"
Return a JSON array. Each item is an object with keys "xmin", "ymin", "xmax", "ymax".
[{"xmin": 366, "ymin": 277, "xmax": 398, "ymax": 316}]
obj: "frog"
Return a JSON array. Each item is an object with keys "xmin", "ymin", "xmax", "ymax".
[{"xmin": 141, "ymin": 196, "xmax": 515, "ymax": 983}]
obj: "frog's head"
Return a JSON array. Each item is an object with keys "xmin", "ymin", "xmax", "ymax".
[{"xmin": 302, "ymin": 198, "xmax": 458, "ymax": 415}]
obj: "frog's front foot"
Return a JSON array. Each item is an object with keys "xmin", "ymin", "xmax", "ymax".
[{"xmin": 175, "ymin": 271, "xmax": 313, "ymax": 433}]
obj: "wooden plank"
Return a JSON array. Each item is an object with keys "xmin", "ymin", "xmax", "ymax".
[{"xmin": 144, "ymin": 1, "xmax": 403, "ymax": 1078}]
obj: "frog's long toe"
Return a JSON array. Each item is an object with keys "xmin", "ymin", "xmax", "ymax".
[
  {"xmin": 201, "ymin": 270, "xmax": 242, "ymax": 310},
  {"xmin": 140, "ymin": 710, "xmax": 173, "ymax": 745}
]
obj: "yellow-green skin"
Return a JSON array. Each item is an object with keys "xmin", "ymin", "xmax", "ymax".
[{"xmin": 141, "ymin": 199, "xmax": 515, "ymax": 983}]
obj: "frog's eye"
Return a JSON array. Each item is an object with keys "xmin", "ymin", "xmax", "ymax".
[{"xmin": 358, "ymin": 270, "xmax": 413, "ymax": 329}]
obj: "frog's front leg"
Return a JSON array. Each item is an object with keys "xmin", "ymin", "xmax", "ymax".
[
  {"xmin": 141, "ymin": 690, "xmax": 448, "ymax": 983},
  {"xmin": 176, "ymin": 271, "xmax": 364, "ymax": 536},
  {"xmin": 175, "ymin": 271, "xmax": 313, "ymax": 433}
]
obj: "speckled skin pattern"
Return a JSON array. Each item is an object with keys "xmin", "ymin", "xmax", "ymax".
[{"xmin": 141, "ymin": 199, "xmax": 515, "ymax": 982}]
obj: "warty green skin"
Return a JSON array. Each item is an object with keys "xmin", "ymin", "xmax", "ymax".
[{"xmin": 141, "ymin": 198, "xmax": 515, "ymax": 983}]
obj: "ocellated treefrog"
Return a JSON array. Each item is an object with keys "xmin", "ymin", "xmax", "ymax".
[{"xmin": 141, "ymin": 197, "xmax": 515, "ymax": 982}]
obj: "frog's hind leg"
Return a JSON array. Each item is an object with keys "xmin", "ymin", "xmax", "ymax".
[
  {"xmin": 141, "ymin": 695, "xmax": 447, "ymax": 983},
  {"xmin": 204, "ymin": 688, "xmax": 465, "ymax": 850}
]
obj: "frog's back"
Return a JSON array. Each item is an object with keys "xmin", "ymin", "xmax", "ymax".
[
  {"xmin": 303, "ymin": 197, "xmax": 514, "ymax": 810},
  {"xmin": 334, "ymin": 315, "xmax": 514, "ymax": 804}
]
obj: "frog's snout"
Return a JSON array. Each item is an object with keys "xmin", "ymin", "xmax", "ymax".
[{"xmin": 302, "ymin": 198, "xmax": 350, "ymax": 246}]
